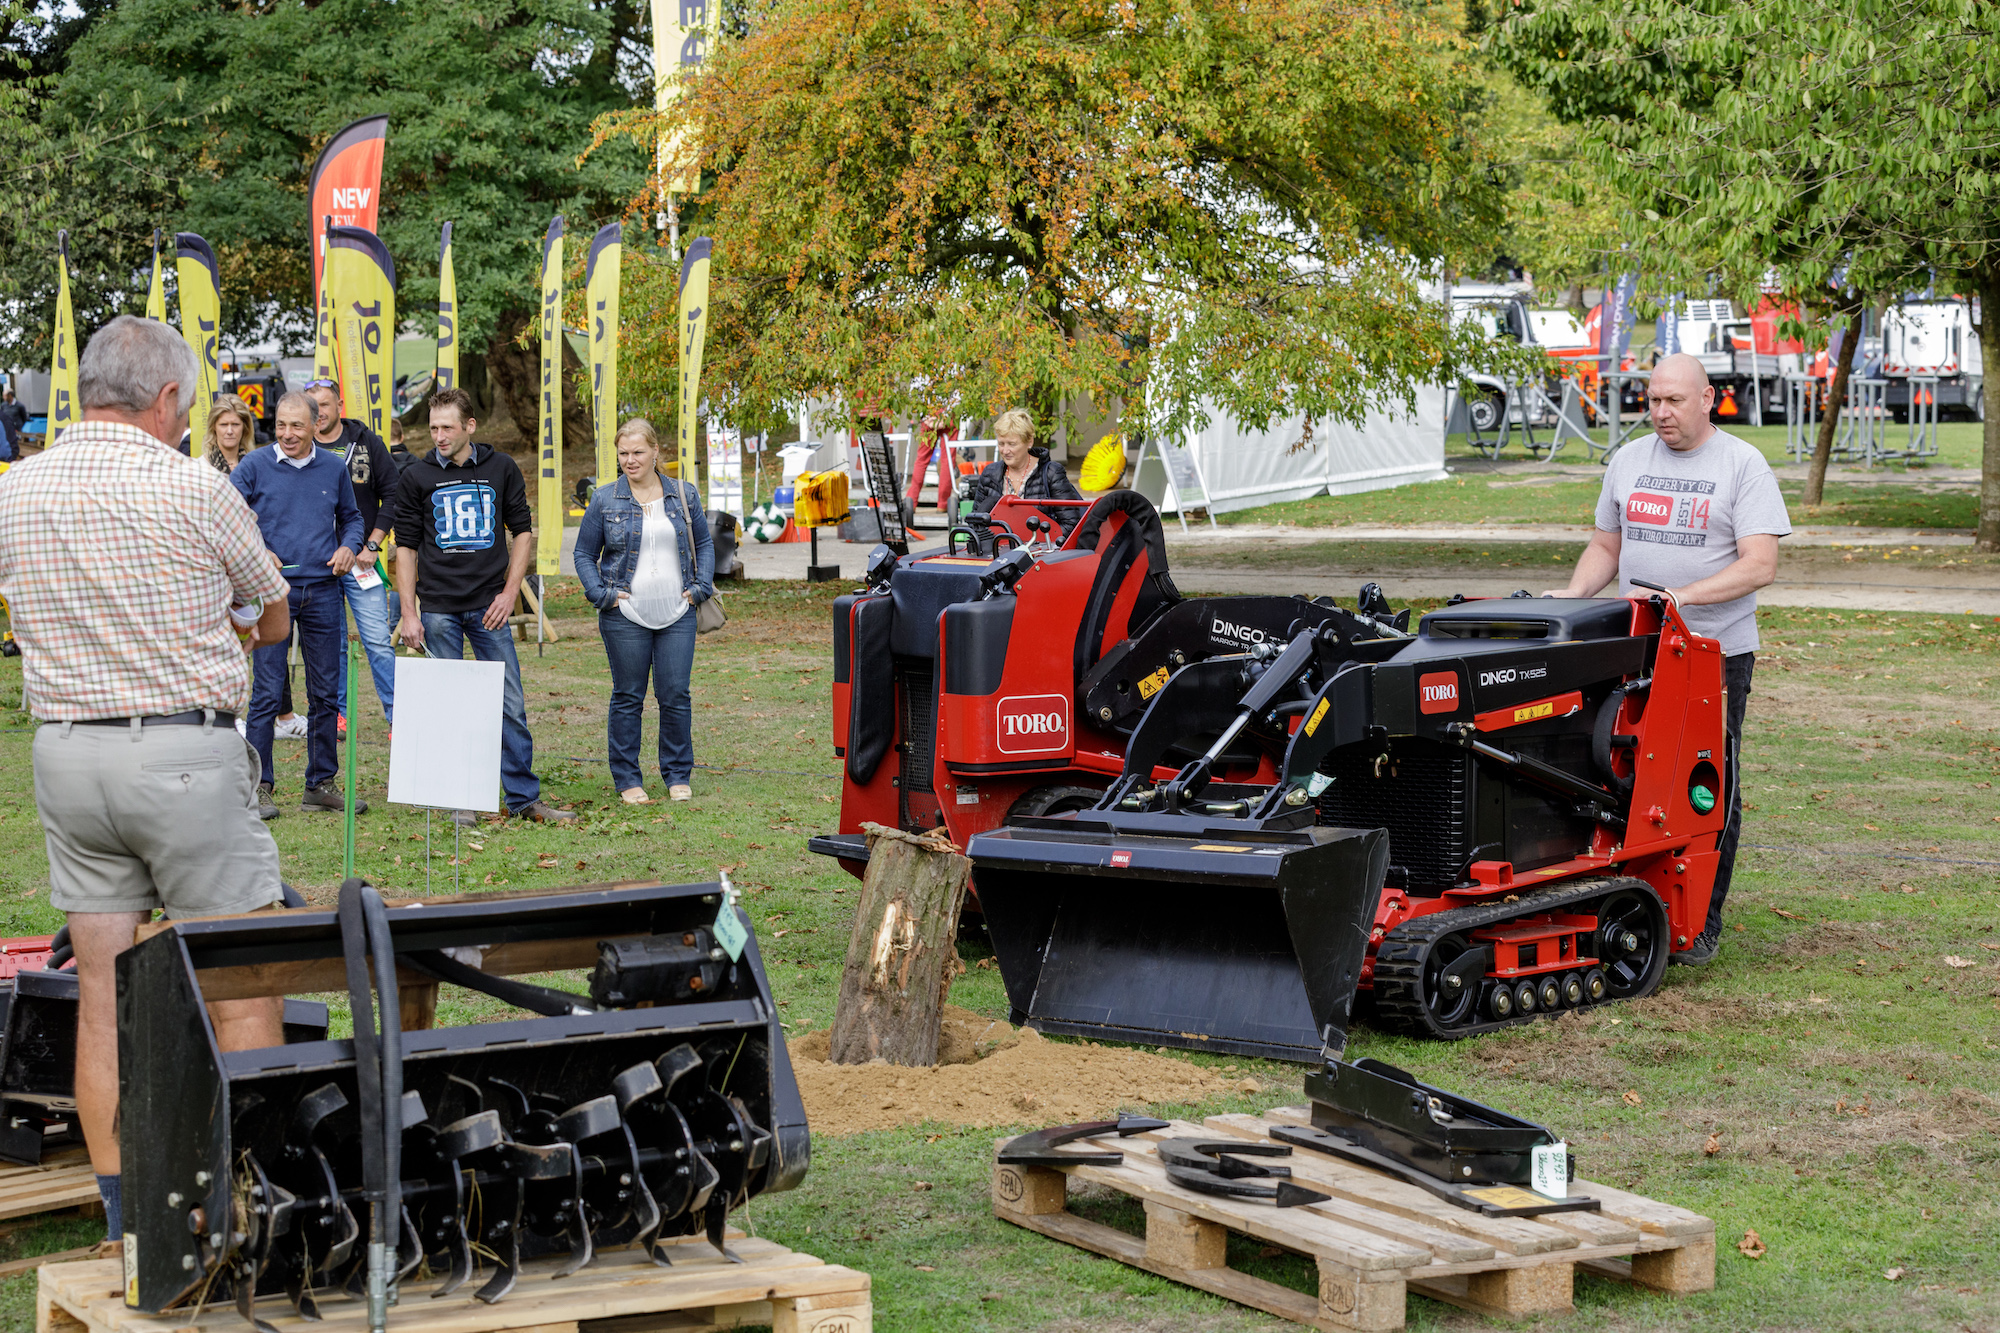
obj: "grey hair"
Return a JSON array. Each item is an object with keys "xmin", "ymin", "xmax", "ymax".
[
  {"xmin": 274, "ymin": 390, "xmax": 318, "ymax": 423},
  {"xmin": 78, "ymin": 316, "xmax": 201, "ymax": 415}
]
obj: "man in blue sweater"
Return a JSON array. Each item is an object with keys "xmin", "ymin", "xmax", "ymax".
[{"xmin": 232, "ymin": 392, "xmax": 366, "ymax": 816}]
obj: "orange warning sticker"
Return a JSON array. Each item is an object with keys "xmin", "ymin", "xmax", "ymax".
[{"xmin": 1137, "ymin": 667, "xmax": 1171, "ymax": 699}]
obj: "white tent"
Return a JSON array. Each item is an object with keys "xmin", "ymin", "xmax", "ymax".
[{"xmin": 1135, "ymin": 386, "xmax": 1448, "ymax": 516}]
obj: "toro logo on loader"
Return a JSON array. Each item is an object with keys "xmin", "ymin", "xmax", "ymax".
[
  {"xmin": 1418, "ymin": 671, "xmax": 1460, "ymax": 715},
  {"xmin": 996, "ymin": 693, "xmax": 1070, "ymax": 754},
  {"xmin": 1626, "ymin": 491, "xmax": 1674, "ymax": 526}
]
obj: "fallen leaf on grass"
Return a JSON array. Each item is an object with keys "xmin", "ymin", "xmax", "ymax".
[
  {"xmin": 574, "ymin": 859, "xmax": 587, "ymax": 871},
  {"xmin": 913, "ymin": 1181, "xmax": 933, "ymax": 1192},
  {"xmin": 536, "ymin": 855, "xmax": 559, "ymax": 869},
  {"xmin": 1944, "ymin": 956, "xmax": 1976, "ymax": 969},
  {"xmin": 1884, "ymin": 1267, "xmax": 1905, "ymax": 1281},
  {"xmin": 1771, "ymin": 907, "xmax": 1807, "ymax": 921},
  {"xmin": 1982, "ymin": 943, "xmax": 2000, "ymax": 952},
  {"xmin": 975, "ymin": 957, "xmax": 996, "ymax": 970},
  {"xmin": 1863, "ymin": 823, "xmax": 1879, "ymax": 831},
  {"xmin": 772, "ymin": 929, "xmax": 789, "ymax": 938},
  {"xmin": 1901, "ymin": 884, "xmax": 1917, "ymax": 894},
  {"xmin": 1738, "ymin": 1230, "xmax": 1767, "ymax": 1259},
  {"xmin": 1622, "ymin": 1090, "xmax": 1644, "ymax": 1106},
  {"xmin": 1703, "ymin": 1134, "xmax": 1721, "ymax": 1155},
  {"xmin": 914, "ymin": 1264, "xmax": 935, "ymax": 1272}
]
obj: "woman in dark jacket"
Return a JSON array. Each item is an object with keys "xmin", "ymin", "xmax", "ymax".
[
  {"xmin": 574, "ymin": 419, "xmax": 715, "ymax": 803},
  {"xmin": 969, "ymin": 407, "xmax": 1083, "ymax": 528}
]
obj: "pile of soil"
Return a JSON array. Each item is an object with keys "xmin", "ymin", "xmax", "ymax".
[{"xmin": 788, "ymin": 1006, "xmax": 1250, "ymax": 1135}]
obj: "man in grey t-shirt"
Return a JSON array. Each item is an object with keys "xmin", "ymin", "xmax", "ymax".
[{"xmin": 1547, "ymin": 353, "xmax": 1792, "ymax": 964}]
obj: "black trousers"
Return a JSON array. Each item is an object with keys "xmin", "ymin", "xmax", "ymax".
[{"xmin": 1707, "ymin": 652, "xmax": 1755, "ymax": 934}]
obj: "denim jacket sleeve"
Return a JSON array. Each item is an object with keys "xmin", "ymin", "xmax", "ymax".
[
  {"xmin": 575, "ymin": 491, "xmax": 613, "ymax": 608},
  {"xmin": 679, "ymin": 481, "xmax": 715, "ymax": 603}
]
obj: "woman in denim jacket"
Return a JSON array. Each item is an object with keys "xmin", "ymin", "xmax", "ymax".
[{"xmin": 574, "ymin": 419, "xmax": 715, "ymax": 803}]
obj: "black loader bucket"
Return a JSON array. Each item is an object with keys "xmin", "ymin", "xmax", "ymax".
[{"xmin": 970, "ymin": 814, "xmax": 1387, "ymax": 1062}]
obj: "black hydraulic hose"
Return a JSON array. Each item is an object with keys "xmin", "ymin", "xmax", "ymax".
[
  {"xmin": 402, "ymin": 949, "xmax": 594, "ymax": 1017},
  {"xmin": 336, "ymin": 879, "xmax": 401, "ymax": 1332},
  {"xmin": 1590, "ymin": 678, "xmax": 1650, "ymax": 794}
]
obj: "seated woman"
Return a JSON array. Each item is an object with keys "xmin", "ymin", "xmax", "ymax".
[
  {"xmin": 574, "ymin": 420, "xmax": 715, "ymax": 804},
  {"xmin": 969, "ymin": 407, "xmax": 1083, "ymax": 532}
]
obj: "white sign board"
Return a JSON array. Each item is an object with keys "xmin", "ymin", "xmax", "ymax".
[
  {"xmin": 707, "ymin": 428, "xmax": 743, "ymax": 518},
  {"xmin": 1161, "ymin": 436, "xmax": 1207, "ymax": 508},
  {"xmin": 387, "ymin": 657, "xmax": 505, "ymax": 812}
]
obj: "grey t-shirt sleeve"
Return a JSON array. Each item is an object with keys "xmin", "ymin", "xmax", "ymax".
[{"xmin": 1732, "ymin": 453, "xmax": 1793, "ymax": 537}]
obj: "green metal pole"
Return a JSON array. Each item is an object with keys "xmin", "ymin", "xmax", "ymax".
[{"xmin": 343, "ymin": 632, "xmax": 358, "ymax": 879}]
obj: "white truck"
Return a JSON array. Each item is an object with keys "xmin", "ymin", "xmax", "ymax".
[{"xmin": 1881, "ymin": 298, "xmax": 1984, "ymax": 422}]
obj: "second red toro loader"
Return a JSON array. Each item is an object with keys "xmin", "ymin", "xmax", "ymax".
[{"xmin": 813, "ymin": 492, "xmax": 1731, "ymax": 1061}]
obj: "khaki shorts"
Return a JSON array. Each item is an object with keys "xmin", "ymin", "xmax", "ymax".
[{"xmin": 34, "ymin": 720, "xmax": 284, "ymax": 919}]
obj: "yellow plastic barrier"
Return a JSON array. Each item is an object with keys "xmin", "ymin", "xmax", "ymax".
[{"xmin": 793, "ymin": 469, "xmax": 851, "ymax": 527}]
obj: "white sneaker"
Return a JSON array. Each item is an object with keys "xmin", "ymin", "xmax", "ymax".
[{"xmin": 274, "ymin": 715, "xmax": 307, "ymax": 740}]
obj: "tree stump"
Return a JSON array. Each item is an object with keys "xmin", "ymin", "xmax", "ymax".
[{"xmin": 827, "ymin": 822, "xmax": 970, "ymax": 1066}]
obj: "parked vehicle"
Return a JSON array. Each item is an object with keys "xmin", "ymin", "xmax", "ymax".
[{"xmin": 1882, "ymin": 299, "xmax": 1985, "ymax": 422}]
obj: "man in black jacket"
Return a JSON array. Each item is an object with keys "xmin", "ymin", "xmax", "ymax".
[
  {"xmin": 307, "ymin": 380, "xmax": 398, "ymax": 731},
  {"xmin": 393, "ymin": 387, "xmax": 574, "ymax": 824}
]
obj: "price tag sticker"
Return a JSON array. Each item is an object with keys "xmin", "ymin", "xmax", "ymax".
[
  {"xmin": 1531, "ymin": 1141, "xmax": 1568, "ymax": 1199},
  {"xmin": 713, "ymin": 871, "xmax": 748, "ymax": 963}
]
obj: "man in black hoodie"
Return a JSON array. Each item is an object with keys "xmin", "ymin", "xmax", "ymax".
[
  {"xmin": 393, "ymin": 387, "xmax": 575, "ymax": 824},
  {"xmin": 307, "ymin": 380, "xmax": 398, "ymax": 732}
]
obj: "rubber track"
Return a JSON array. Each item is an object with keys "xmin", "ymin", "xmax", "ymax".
[{"xmin": 1369, "ymin": 876, "xmax": 1662, "ymax": 1040}]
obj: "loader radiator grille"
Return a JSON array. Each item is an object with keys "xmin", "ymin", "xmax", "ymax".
[
  {"xmin": 1316, "ymin": 745, "xmax": 1470, "ymax": 889},
  {"xmin": 896, "ymin": 658, "xmax": 936, "ymax": 792}
]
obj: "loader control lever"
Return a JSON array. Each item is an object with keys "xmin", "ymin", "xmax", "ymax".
[{"xmin": 979, "ymin": 547, "xmax": 1035, "ymax": 599}]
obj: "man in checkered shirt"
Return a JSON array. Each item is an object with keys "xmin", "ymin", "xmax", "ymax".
[{"xmin": 0, "ymin": 316, "xmax": 295, "ymax": 1244}]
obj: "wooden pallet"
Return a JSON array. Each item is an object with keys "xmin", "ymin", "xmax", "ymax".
[
  {"xmin": 993, "ymin": 1105, "xmax": 1713, "ymax": 1332},
  {"xmin": 0, "ymin": 1147, "xmax": 101, "ymax": 1227},
  {"xmin": 36, "ymin": 1235, "xmax": 870, "ymax": 1333}
]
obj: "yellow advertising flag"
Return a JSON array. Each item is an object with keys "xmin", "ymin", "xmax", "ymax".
[
  {"xmin": 537, "ymin": 216, "xmax": 564, "ymax": 578},
  {"xmin": 49, "ymin": 231, "xmax": 79, "ymax": 439},
  {"xmin": 314, "ymin": 214, "xmax": 335, "ymax": 379},
  {"xmin": 651, "ymin": 0, "xmax": 720, "ymax": 195},
  {"xmin": 145, "ymin": 229, "xmax": 166, "ymax": 323},
  {"xmin": 436, "ymin": 221, "xmax": 458, "ymax": 393},
  {"xmin": 325, "ymin": 225, "xmax": 398, "ymax": 441},
  {"xmin": 175, "ymin": 233, "xmax": 222, "ymax": 457},
  {"xmin": 586, "ymin": 223, "xmax": 621, "ymax": 485},
  {"xmin": 677, "ymin": 236, "xmax": 712, "ymax": 470}
]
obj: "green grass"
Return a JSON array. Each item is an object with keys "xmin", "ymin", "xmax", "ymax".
[
  {"xmin": 2, "ymin": 586, "xmax": 1998, "ymax": 1330},
  {"xmin": 1172, "ymin": 538, "xmax": 2000, "ymax": 580},
  {"xmin": 1227, "ymin": 475, "xmax": 1981, "ymax": 533},
  {"xmin": 1223, "ymin": 420, "xmax": 1987, "ymax": 533}
]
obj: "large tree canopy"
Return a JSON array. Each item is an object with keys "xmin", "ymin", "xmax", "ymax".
[
  {"xmin": 38, "ymin": 0, "xmax": 649, "ymax": 430},
  {"xmin": 603, "ymin": 0, "xmax": 1523, "ymax": 438},
  {"xmin": 1497, "ymin": 0, "xmax": 2000, "ymax": 546}
]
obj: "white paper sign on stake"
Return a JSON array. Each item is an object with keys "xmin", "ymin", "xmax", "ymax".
[
  {"xmin": 1531, "ymin": 1141, "xmax": 1568, "ymax": 1199},
  {"xmin": 387, "ymin": 657, "xmax": 506, "ymax": 812},
  {"xmin": 713, "ymin": 869, "xmax": 748, "ymax": 962}
]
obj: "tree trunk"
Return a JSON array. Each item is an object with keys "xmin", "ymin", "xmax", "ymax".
[
  {"xmin": 484, "ymin": 305, "xmax": 597, "ymax": 461},
  {"xmin": 1980, "ymin": 274, "xmax": 2000, "ymax": 553},
  {"xmin": 828, "ymin": 822, "xmax": 970, "ymax": 1067},
  {"xmin": 1803, "ymin": 294, "xmax": 1865, "ymax": 508}
]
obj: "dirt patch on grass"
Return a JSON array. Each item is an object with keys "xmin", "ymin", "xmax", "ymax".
[{"xmin": 788, "ymin": 1007, "xmax": 1239, "ymax": 1135}]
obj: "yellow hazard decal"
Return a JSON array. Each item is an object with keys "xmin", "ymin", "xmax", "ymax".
[
  {"xmin": 1137, "ymin": 667, "xmax": 1170, "ymax": 699},
  {"xmin": 1304, "ymin": 698, "xmax": 1331, "ymax": 736},
  {"xmin": 1462, "ymin": 1185, "xmax": 1556, "ymax": 1209},
  {"xmin": 1512, "ymin": 701, "xmax": 1557, "ymax": 725},
  {"xmin": 1192, "ymin": 844, "xmax": 1253, "ymax": 853}
]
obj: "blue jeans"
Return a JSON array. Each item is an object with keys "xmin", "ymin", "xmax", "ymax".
[
  {"xmin": 599, "ymin": 610, "xmax": 698, "ymax": 790},
  {"xmin": 249, "ymin": 581, "xmax": 344, "ymax": 789},
  {"xmin": 336, "ymin": 572, "xmax": 397, "ymax": 724},
  {"xmin": 421, "ymin": 611, "xmax": 540, "ymax": 812}
]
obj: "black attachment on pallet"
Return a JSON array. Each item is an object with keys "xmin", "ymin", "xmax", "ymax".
[
  {"xmin": 995, "ymin": 1115, "xmax": 1171, "ymax": 1168},
  {"xmin": 1282, "ymin": 1055, "xmax": 1597, "ymax": 1217},
  {"xmin": 118, "ymin": 881, "xmax": 808, "ymax": 1322},
  {"xmin": 1153, "ymin": 1137, "xmax": 1329, "ymax": 1207}
]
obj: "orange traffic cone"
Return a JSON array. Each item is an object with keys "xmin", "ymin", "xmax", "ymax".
[{"xmin": 1718, "ymin": 385, "xmax": 1739, "ymax": 417}]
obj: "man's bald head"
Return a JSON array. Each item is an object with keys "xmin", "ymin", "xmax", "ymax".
[{"xmin": 1647, "ymin": 352, "xmax": 1716, "ymax": 450}]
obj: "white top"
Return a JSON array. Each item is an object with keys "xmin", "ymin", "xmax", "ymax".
[{"xmin": 619, "ymin": 497, "xmax": 687, "ymax": 630}]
